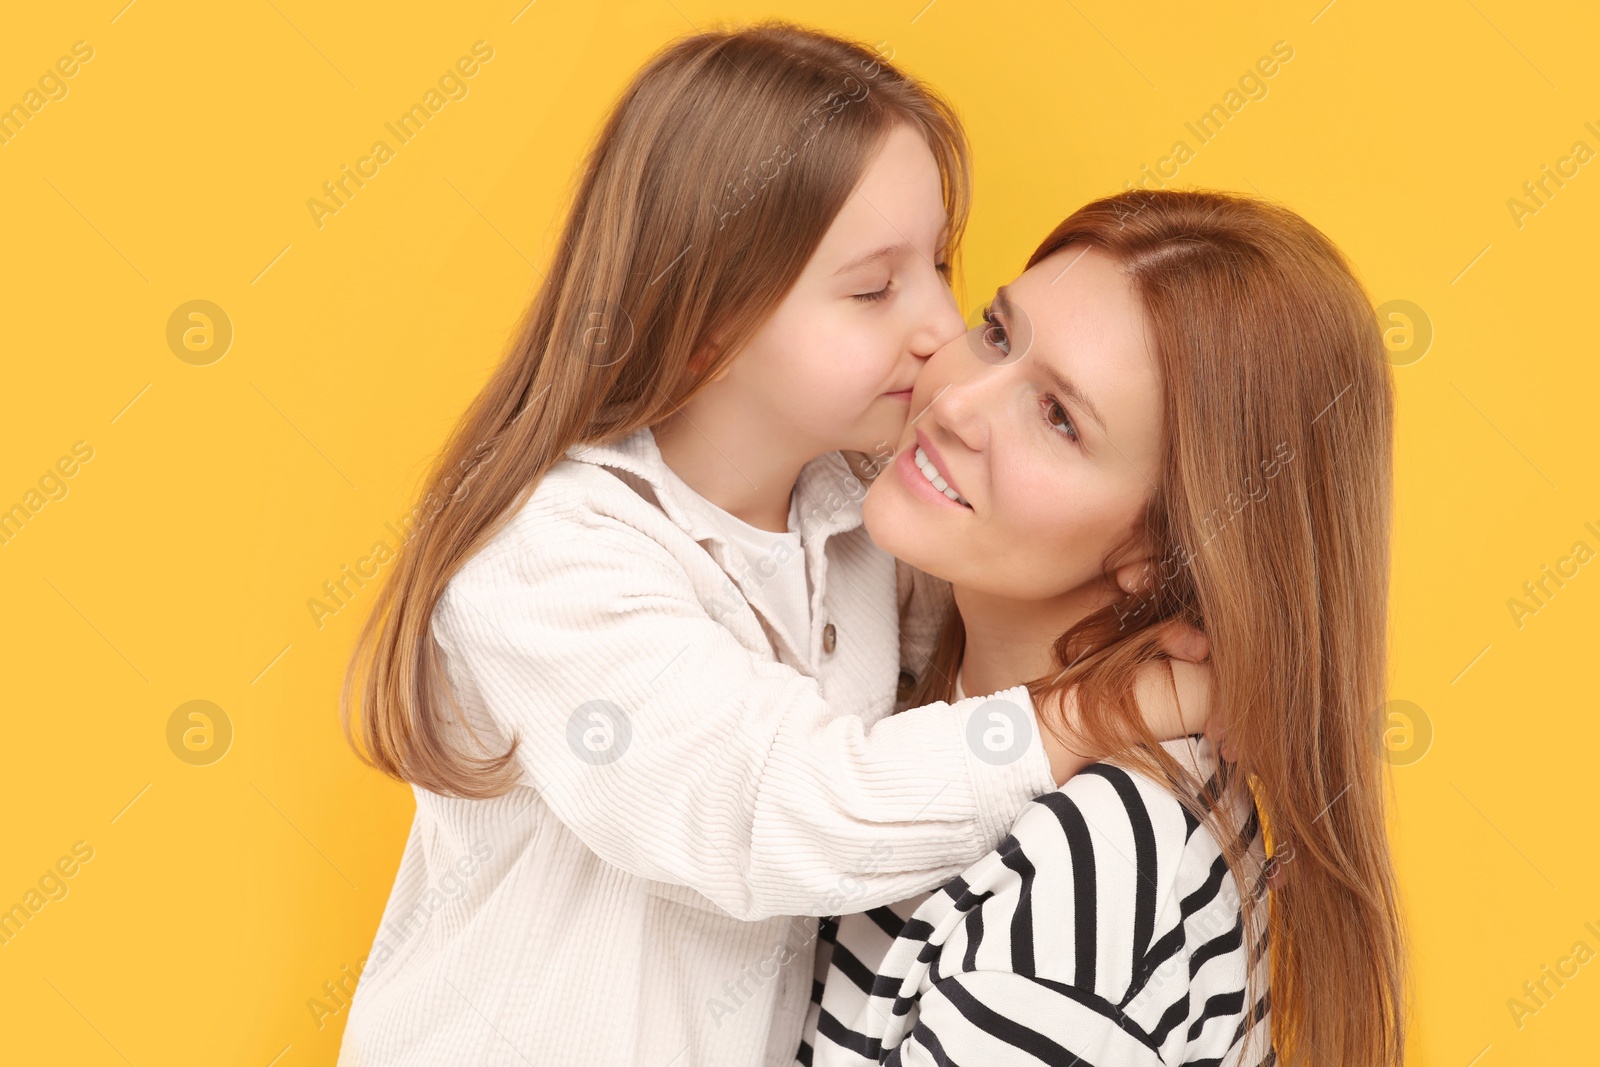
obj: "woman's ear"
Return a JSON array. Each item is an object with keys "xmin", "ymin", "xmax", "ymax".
[
  {"xmin": 689, "ymin": 339, "xmax": 732, "ymax": 381},
  {"xmin": 1113, "ymin": 556, "xmax": 1156, "ymax": 596},
  {"xmin": 687, "ymin": 342, "xmax": 712, "ymax": 375}
]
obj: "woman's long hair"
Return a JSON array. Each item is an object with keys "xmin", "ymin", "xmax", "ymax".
[
  {"xmin": 906, "ymin": 189, "xmax": 1404, "ymax": 1066},
  {"xmin": 340, "ymin": 22, "xmax": 972, "ymax": 798}
]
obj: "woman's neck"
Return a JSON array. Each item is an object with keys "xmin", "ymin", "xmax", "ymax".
[{"xmin": 952, "ymin": 583, "xmax": 1118, "ymax": 696}]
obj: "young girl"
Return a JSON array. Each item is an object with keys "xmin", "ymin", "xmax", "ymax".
[
  {"xmin": 802, "ymin": 190, "xmax": 1406, "ymax": 1066},
  {"xmin": 335, "ymin": 23, "xmax": 1208, "ymax": 1067}
]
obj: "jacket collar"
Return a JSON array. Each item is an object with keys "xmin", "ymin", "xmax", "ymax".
[
  {"xmin": 566, "ymin": 425, "xmax": 867, "ymax": 546},
  {"xmin": 566, "ymin": 426, "xmax": 870, "ymax": 663}
]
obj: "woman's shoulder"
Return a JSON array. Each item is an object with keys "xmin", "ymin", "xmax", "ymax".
[
  {"xmin": 978, "ymin": 737, "xmax": 1262, "ymax": 982},
  {"xmin": 1011, "ymin": 736, "xmax": 1237, "ymax": 859},
  {"xmin": 925, "ymin": 739, "xmax": 1267, "ymax": 1060}
]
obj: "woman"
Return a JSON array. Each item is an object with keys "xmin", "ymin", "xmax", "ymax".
[{"xmin": 801, "ymin": 189, "xmax": 1406, "ymax": 1066}]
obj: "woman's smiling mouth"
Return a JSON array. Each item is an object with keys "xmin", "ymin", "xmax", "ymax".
[{"xmin": 895, "ymin": 430, "xmax": 972, "ymax": 508}]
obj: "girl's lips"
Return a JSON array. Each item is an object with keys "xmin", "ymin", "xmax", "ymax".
[
  {"xmin": 885, "ymin": 389, "xmax": 914, "ymax": 400},
  {"xmin": 894, "ymin": 444, "xmax": 970, "ymax": 511}
]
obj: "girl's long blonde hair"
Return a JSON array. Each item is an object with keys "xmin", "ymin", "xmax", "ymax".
[
  {"xmin": 907, "ymin": 189, "xmax": 1405, "ymax": 1066},
  {"xmin": 340, "ymin": 23, "xmax": 971, "ymax": 797}
]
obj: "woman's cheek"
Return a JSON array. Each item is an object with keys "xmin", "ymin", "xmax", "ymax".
[{"xmin": 1033, "ymin": 486, "xmax": 1089, "ymax": 561}]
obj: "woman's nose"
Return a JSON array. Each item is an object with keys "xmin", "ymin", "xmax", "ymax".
[{"xmin": 926, "ymin": 352, "xmax": 991, "ymax": 453}]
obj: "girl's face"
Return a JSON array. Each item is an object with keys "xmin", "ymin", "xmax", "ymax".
[
  {"xmin": 863, "ymin": 243, "xmax": 1165, "ymax": 603},
  {"xmin": 716, "ymin": 123, "xmax": 966, "ymax": 457}
]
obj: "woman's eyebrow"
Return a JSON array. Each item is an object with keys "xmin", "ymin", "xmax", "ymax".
[
  {"xmin": 1043, "ymin": 364, "xmax": 1109, "ymax": 435},
  {"xmin": 994, "ymin": 285, "xmax": 1109, "ymax": 435}
]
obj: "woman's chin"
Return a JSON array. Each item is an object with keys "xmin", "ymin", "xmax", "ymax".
[{"xmin": 862, "ymin": 477, "xmax": 956, "ymax": 582}]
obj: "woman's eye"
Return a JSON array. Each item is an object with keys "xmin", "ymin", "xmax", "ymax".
[
  {"xmin": 935, "ymin": 261, "xmax": 952, "ymax": 281},
  {"xmin": 1043, "ymin": 395, "xmax": 1080, "ymax": 443},
  {"xmin": 853, "ymin": 283, "xmax": 892, "ymax": 304},
  {"xmin": 980, "ymin": 305, "xmax": 1010, "ymax": 354}
]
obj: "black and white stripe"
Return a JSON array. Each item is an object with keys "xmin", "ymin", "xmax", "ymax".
[{"xmin": 797, "ymin": 736, "xmax": 1274, "ymax": 1066}]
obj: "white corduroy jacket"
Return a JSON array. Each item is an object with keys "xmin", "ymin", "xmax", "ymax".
[{"xmin": 337, "ymin": 425, "xmax": 1057, "ymax": 1067}]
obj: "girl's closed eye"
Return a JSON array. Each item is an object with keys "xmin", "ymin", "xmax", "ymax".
[{"xmin": 855, "ymin": 261, "xmax": 951, "ymax": 303}]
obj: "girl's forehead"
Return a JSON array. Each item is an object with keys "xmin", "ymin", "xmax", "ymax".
[{"xmin": 813, "ymin": 131, "xmax": 947, "ymax": 261}]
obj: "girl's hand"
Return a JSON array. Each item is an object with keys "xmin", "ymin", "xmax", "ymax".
[
  {"xmin": 1154, "ymin": 618, "xmax": 1210, "ymax": 664},
  {"xmin": 1037, "ymin": 662, "xmax": 1210, "ymax": 786},
  {"xmin": 1036, "ymin": 619, "xmax": 1218, "ymax": 786},
  {"xmin": 1133, "ymin": 656, "xmax": 1210, "ymax": 740},
  {"xmin": 1150, "ymin": 619, "xmax": 1235, "ymax": 759},
  {"xmin": 1141, "ymin": 618, "xmax": 1212, "ymax": 738}
]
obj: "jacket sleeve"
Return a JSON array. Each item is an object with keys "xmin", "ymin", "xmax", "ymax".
[{"xmin": 428, "ymin": 501, "xmax": 1058, "ymax": 921}]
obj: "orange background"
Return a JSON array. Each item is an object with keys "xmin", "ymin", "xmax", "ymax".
[{"xmin": 1, "ymin": 1, "xmax": 1595, "ymax": 1064}]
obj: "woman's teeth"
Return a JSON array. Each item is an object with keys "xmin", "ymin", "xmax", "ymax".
[{"xmin": 914, "ymin": 446, "xmax": 971, "ymax": 507}]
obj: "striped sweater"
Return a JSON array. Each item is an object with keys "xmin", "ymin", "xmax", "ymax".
[{"xmin": 798, "ymin": 735, "xmax": 1274, "ymax": 1067}]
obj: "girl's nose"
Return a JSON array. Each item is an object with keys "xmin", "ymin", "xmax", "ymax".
[{"xmin": 912, "ymin": 279, "xmax": 968, "ymax": 359}]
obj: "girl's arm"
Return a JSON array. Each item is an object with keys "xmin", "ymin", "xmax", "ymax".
[
  {"xmin": 431, "ymin": 509, "xmax": 1197, "ymax": 922},
  {"xmin": 897, "ymin": 559, "xmax": 1212, "ymax": 788}
]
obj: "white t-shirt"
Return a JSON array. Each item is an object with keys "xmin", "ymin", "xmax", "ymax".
[
  {"xmin": 658, "ymin": 463, "xmax": 812, "ymax": 658},
  {"xmin": 717, "ymin": 491, "xmax": 812, "ymax": 656}
]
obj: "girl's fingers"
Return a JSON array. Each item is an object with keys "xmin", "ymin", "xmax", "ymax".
[
  {"xmin": 1200, "ymin": 695, "xmax": 1236, "ymax": 761},
  {"xmin": 1155, "ymin": 619, "xmax": 1210, "ymax": 664},
  {"xmin": 1167, "ymin": 658, "xmax": 1212, "ymax": 735}
]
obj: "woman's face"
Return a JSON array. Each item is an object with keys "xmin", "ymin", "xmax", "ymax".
[{"xmin": 863, "ymin": 242, "xmax": 1165, "ymax": 604}]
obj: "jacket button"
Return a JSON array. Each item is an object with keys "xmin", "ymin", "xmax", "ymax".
[{"xmin": 822, "ymin": 622, "xmax": 837, "ymax": 654}]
